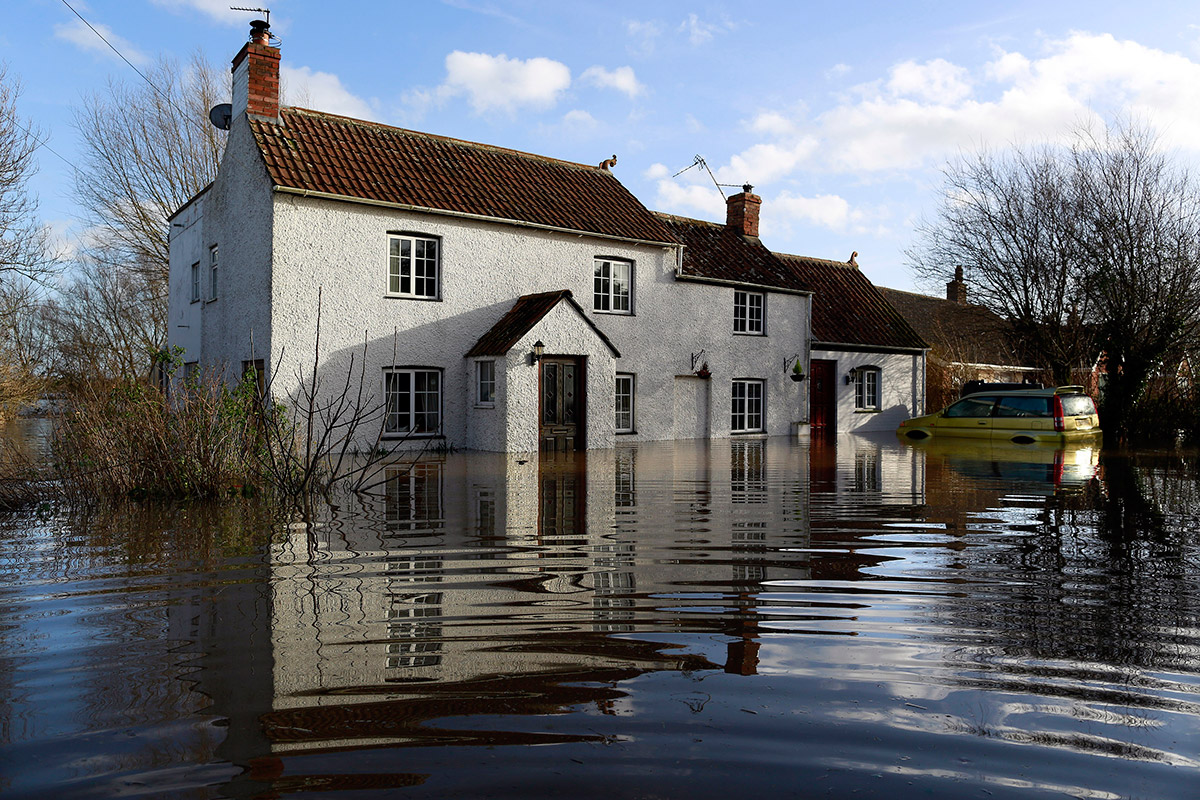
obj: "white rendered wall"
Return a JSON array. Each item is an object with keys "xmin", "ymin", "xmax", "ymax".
[
  {"xmin": 166, "ymin": 190, "xmax": 206, "ymax": 371},
  {"xmin": 266, "ymin": 192, "xmax": 811, "ymax": 451},
  {"xmin": 812, "ymin": 348, "xmax": 926, "ymax": 434},
  {"xmin": 166, "ymin": 111, "xmax": 275, "ymax": 384}
]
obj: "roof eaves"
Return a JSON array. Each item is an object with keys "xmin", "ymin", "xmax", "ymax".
[{"xmin": 272, "ymin": 186, "xmax": 681, "ymax": 248}]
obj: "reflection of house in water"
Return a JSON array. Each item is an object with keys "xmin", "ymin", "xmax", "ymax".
[{"xmin": 260, "ymin": 437, "xmax": 935, "ymax": 756}]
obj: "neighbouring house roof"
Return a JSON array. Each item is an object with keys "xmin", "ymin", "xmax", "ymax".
[
  {"xmin": 654, "ymin": 213, "xmax": 811, "ymax": 294},
  {"xmin": 248, "ymin": 108, "xmax": 678, "ymax": 245},
  {"xmin": 465, "ymin": 289, "xmax": 620, "ymax": 358},
  {"xmin": 879, "ymin": 287, "xmax": 1031, "ymax": 368},
  {"xmin": 779, "ymin": 254, "xmax": 927, "ymax": 352}
]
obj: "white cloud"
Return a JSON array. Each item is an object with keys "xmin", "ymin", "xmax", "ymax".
[
  {"xmin": 825, "ymin": 63, "xmax": 852, "ymax": 80},
  {"xmin": 643, "ymin": 163, "xmax": 670, "ymax": 179},
  {"xmin": 150, "ymin": 0, "xmax": 247, "ymax": 24},
  {"xmin": 749, "ymin": 111, "xmax": 800, "ymax": 138},
  {"xmin": 653, "ymin": 179, "xmax": 727, "ymax": 221},
  {"xmin": 439, "ymin": 51, "xmax": 571, "ymax": 114},
  {"xmin": 625, "ymin": 19, "xmax": 664, "ymax": 57},
  {"xmin": 54, "ymin": 19, "xmax": 149, "ymax": 65},
  {"xmin": 713, "ymin": 31, "xmax": 1200, "ymax": 182},
  {"xmin": 715, "ymin": 138, "xmax": 819, "ymax": 186},
  {"xmin": 558, "ymin": 109, "xmax": 601, "ymax": 137},
  {"xmin": 580, "ymin": 65, "xmax": 645, "ymax": 97},
  {"xmin": 678, "ymin": 13, "xmax": 734, "ymax": 46},
  {"xmin": 281, "ymin": 65, "xmax": 374, "ymax": 120},
  {"xmin": 770, "ymin": 191, "xmax": 859, "ymax": 232},
  {"xmin": 887, "ymin": 58, "xmax": 972, "ymax": 104}
]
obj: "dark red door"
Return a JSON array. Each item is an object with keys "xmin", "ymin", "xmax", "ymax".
[{"xmin": 810, "ymin": 359, "xmax": 835, "ymax": 439}]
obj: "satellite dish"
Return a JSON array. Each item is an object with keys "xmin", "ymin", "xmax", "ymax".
[{"xmin": 208, "ymin": 103, "xmax": 232, "ymax": 131}]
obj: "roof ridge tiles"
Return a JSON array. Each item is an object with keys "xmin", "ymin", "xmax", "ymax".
[{"xmin": 280, "ymin": 106, "xmax": 607, "ymax": 174}]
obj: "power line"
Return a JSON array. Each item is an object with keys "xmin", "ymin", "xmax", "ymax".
[
  {"xmin": 8, "ymin": 114, "xmax": 78, "ymax": 174},
  {"xmin": 58, "ymin": 0, "xmax": 213, "ymax": 137}
]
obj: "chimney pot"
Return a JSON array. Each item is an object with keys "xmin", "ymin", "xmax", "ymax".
[
  {"xmin": 231, "ymin": 22, "xmax": 280, "ymax": 121},
  {"xmin": 726, "ymin": 187, "xmax": 762, "ymax": 238}
]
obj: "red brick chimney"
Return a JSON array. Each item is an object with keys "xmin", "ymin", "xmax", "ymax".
[
  {"xmin": 946, "ymin": 265, "xmax": 967, "ymax": 304},
  {"xmin": 231, "ymin": 20, "xmax": 280, "ymax": 121},
  {"xmin": 726, "ymin": 184, "xmax": 761, "ymax": 238}
]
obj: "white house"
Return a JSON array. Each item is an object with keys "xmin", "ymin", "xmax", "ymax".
[
  {"xmin": 168, "ymin": 22, "xmax": 920, "ymax": 453},
  {"xmin": 779, "ymin": 253, "xmax": 929, "ymax": 436}
]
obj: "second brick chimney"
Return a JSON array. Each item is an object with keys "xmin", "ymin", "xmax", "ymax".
[
  {"xmin": 726, "ymin": 184, "xmax": 761, "ymax": 238},
  {"xmin": 946, "ymin": 265, "xmax": 968, "ymax": 304},
  {"xmin": 231, "ymin": 20, "xmax": 280, "ymax": 122}
]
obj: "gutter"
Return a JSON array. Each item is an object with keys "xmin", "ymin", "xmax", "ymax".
[
  {"xmin": 673, "ymin": 272, "xmax": 812, "ymax": 297},
  {"xmin": 813, "ymin": 341, "xmax": 929, "ymax": 355},
  {"xmin": 274, "ymin": 186, "xmax": 679, "ymax": 249}
]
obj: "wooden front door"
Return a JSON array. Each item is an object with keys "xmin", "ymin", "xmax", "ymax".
[
  {"xmin": 540, "ymin": 357, "xmax": 585, "ymax": 452},
  {"xmin": 810, "ymin": 359, "xmax": 836, "ymax": 439}
]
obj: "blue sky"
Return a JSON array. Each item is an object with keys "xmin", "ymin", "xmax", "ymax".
[{"xmin": 7, "ymin": 0, "xmax": 1200, "ymax": 291}]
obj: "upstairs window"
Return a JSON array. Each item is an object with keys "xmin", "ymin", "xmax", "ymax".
[
  {"xmin": 208, "ymin": 245, "xmax": 219, "ymax": 301},
  {"xmin": 853, "ymin": 366, "xmax": 881, "ymax": 411},
  {"xmin": 733, "ymin": 290, "xmax": 764, "ymax": 334},
  {"xmin": 388, "ymin": 234, "xmax": 440, "ymax": 299},
  {"xmin": 190, "ymin": 262, "xmax": 200, "ymax": 303},
  {"xmin": 594, "ymin": 258, "xmax": 632, "ymax": 313}
]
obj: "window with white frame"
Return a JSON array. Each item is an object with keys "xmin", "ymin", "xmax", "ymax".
[
  {"xmin": 476, "ymin": 360, "xmax": 495, "ymax": 406},
  {"xmin": 190, "ymin": 262, "xmax": 200, "ymax": 303},
  {"xmin": 615, "ymin": 373, "xmax": 635, "ymax": 433},
  {"xmin": 731, "ymin": 379, "xmax": 765, "ymax": 432},
  {"xmin": 208, "ymin": 245, "xmax": 219, "ymax": 301},
  {"xmin": 733, "ymin": 290, "xmax": 764, "ymax": 334},
  {"xmin": 384, "ymin": 368, "xmax": 442, "ymax": 435},
  {"xmin": 594, "ymin": 258, "xmax": 632, "ymax": 313},
  {"xmin": 388, "ymin": 234, "xmax": 440, "ymax": 299},
  {"xmin": 854, "ymin": 366, "xmax": 881, "ymax": 411}
]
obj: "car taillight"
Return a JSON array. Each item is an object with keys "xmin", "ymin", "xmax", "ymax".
[{"xmin": 1053, "ymin": 395, "xmax": 1065, "ymax": 432}]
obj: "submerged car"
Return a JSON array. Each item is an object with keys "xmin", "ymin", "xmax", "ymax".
[{"xmin": 897, "ymin": 385, "xmax": 1100, "ymax": 444}]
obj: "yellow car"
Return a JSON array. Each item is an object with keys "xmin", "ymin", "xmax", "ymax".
[{"xmin": 897, "ymin": 386, "xmax": 1101, "ymax": 444}]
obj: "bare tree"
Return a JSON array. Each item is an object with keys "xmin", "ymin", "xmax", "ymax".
[
  {"xmin": 0, "ymin": 66, "xmax": 57, "ymax": 415},
  {"xmin": 44, "ymin": 256, "xmax": 165, "ymax": 385},
  {"xmin": 909, "ymin": 142, "xmax": 1096, "ymax": 384},
  {"xmin": 0, "ymin": 65, "xmax": 55, "ymax": 284},
  {"xmin": 1071, "ymin": 124, "xmax": 1200, "ymax": 439},
  {"xmin": 73, "ymin": 52, "xmax": 227, "ymax": 305},
  {"xmin": 911, "ymin": 121, "xmax": 1200, "ymax": 441}
]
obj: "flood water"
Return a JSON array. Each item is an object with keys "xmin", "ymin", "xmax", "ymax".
[{"xmin": 2, "ymin": 433, "xmax": 1199, "ymax": 799}]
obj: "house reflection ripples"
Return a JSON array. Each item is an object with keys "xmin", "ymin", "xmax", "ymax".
[{"xmin": 4, "ymin": 436, "xmax": 1200, "ymax": 799}]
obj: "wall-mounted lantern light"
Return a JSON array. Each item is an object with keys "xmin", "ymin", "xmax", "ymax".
[
  {"xmin": 530, "ymin": 340, "xmax": 545, "ymax": 365},
  {"xmin": 845, "ymin": 371, "xmax": 855, "ymax": 385}
]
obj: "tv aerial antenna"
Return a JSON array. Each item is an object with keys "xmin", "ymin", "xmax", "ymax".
[
  {"xmin": 230, "ymin": 5, "xmax": 270, "ymax": 25},
  {"xmin": 230, "ymin": 6, "xmax": 280, "ymax": 44},
  {"xmin": 672, "ymin": 155, "xmax": 749, "ymax": 199}
]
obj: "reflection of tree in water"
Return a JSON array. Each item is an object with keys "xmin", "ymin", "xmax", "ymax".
[{"xmin": 947, "ymin": 452, "xmax": 1200, "ymax": 672}]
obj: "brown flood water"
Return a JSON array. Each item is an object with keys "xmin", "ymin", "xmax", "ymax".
[{"xmin": 2, "ymin": 432, "xmax": 1199, "ymax": 799}]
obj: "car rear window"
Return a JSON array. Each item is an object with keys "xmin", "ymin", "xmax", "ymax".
[
  {"xmin": 995, "ymin": 396, "xmax": 1052, "ymax": 417},
  {"xmin": 944, "ymin": 396, "xmax": 997, "ymax": 418},
  {"xmin": 1060, "ymin": 395, "xmax": 1096, "ymax": 416}
]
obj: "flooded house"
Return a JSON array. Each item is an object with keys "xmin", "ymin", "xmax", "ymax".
[{"xmin": 167, "ymin": 20, "xmax": 921, "ymax": 451}]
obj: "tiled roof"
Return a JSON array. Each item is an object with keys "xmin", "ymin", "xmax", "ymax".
[
  {"xmin": 654, "ymin": 213, "xmax": 810, "ymax": 293},
  {"xmin": 879, "ymin": 288, "xmax": 1029, "ymax": 366},
  {"xmin": 249, "ymin": 108, "xmax": 677, "ymax": 244},
  {"xmin": 465, "ymin": 290, "xmax": 620, "ymax": 358},
  {"xmin": 779, "ymin": 254, "xmax": 927, "ymax": 351}
]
